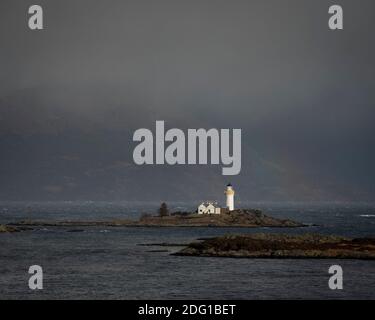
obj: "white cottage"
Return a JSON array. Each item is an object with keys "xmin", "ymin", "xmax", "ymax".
[{"xmin": 197, "ymin": 202, "xmax": 221, "ymax": 214}]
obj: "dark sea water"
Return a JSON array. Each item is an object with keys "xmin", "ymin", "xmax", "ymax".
[{"xmin": 0, "ymin": 201, "xmax": 374, "ymax": 300}]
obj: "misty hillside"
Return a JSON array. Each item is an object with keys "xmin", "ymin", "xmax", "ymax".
[{"xmin": 0, "ymin": 87, "xmax": 374, "ymax": 202}]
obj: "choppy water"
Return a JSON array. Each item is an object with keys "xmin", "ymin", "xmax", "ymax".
[{"xmin": 0, "ymin": 201, "xmax": 374, "ymax": 299}]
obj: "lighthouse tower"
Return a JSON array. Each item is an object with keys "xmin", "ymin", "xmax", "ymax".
[{"xmin": 225, "ymin": 183, "xmax": 235, "ymax": 211}]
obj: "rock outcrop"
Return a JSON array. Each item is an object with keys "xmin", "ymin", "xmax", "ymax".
[{"xmin": 175, "ymin": 233, "xmax": 375, "ymax": 259}]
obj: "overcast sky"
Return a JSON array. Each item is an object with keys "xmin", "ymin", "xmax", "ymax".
[{"xmin": 0, "ymin": 0, "xmax": 375, "ymax": 202}]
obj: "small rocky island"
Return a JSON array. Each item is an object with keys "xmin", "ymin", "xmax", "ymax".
[
  {"xmin": 175, "ymin": 233, "xmax": 375, "ymax": 259},
  {"xmin": 138, "ymin": 209, "xmax": 304, "ymax": 227},
  {"xmin": 4, "ymin": 186, "xmax": 305, "ymax": 230},
  {"xmin": 9, "ymin": 209, "xmax": 304, "ymax": 228}
]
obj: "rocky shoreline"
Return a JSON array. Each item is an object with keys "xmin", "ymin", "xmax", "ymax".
[
  {"xmin": 8, "ymin": 209, "xmax": 305, "ymax": 229},
  {"xmin": 0, "ymin": 224, "xmax": 20, "ymax": 233},
  {"xmin": 174, "ymin": 233, "xmax": 375, "ymax": 259}
]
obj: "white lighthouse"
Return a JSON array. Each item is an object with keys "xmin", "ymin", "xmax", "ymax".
[{"xmin": 225, "ymin": 183, "xmax": 235, "ymax": 211}]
